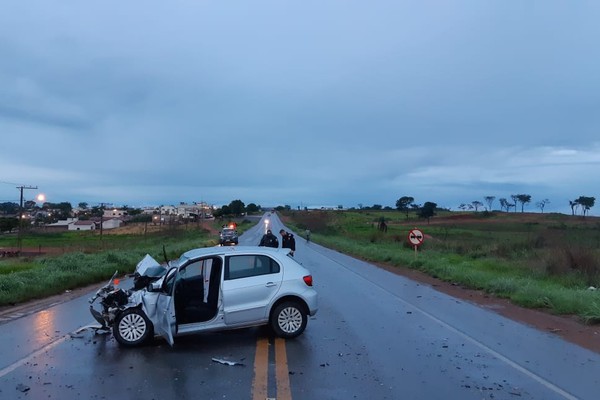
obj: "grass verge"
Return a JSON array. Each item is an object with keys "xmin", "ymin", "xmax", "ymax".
[{"xmin": 0, "ymin": 226, "xmax": 220, "ymax": 306}]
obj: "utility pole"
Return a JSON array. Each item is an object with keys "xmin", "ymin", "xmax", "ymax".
[
  {"xmin": 16, "ymin": 185, "xmax": 38, "ymax": 252},
  {"xmin": 99, "ymin": 202, "xmax": 105, "ymax": 241}
]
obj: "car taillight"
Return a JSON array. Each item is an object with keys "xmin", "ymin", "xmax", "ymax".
[{"xmin": 303, "ymin": 275, "xmax": 313, "ymax": 286}]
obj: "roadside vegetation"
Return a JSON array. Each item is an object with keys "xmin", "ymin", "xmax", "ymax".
[
  {"xmin": 285, "ymin": 210, "xmax": 600, "ymax": 324},
  {"xmin": 0, "ymin": 219, "xmax": 252, "ymax": 306}
]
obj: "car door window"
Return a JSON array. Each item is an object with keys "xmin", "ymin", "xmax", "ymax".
[
  {"xmin": 162, "ymin": 267, "xmax": 178, "ymax": 295},
  {"xmin": 225, "ymin": 255, "xmax": 280, "ymax": 280}
]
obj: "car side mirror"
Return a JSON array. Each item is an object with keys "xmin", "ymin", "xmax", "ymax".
[{"xmin": 148, "ymin": 281, "xmax": 162, "ymax": 292}]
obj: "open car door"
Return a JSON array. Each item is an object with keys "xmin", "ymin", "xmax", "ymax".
[{"xmin": 155, "ymin": 267, "xmax": 178, "ymax": 346}]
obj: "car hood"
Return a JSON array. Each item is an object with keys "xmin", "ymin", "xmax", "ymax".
[{"xmin": 135, "ymin": 254, "xmax": 167, "ymax": 277}]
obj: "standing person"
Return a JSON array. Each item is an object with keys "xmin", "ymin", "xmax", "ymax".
[
  {"xmin": 259, "ymin": 229, "xmax": 279, "ymax": 248},
  {"xmin": 305, "ymin": 229, "xmax": 311, "ymax": 243},
  {"xmin": 280, "ymin": 229, "xmax": 296, "ymax": 256}
]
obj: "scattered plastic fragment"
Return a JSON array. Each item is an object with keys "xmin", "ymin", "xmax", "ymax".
[
  {"xmin": 16, "ymin": 384, "xmax": 30, "ymax": 392},
  {"xmin": 211, "ymin": 357, "xmax": 244, "ymax": 366}
]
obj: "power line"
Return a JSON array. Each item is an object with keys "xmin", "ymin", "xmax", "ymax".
[{"xmin": 0, "ymin": 180, "xmax": 27, "ymax": 186}]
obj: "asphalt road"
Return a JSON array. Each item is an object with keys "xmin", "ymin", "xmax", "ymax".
[{"xmin": 0, "ymin": 213, "xmax": 598, "ymax": 399}]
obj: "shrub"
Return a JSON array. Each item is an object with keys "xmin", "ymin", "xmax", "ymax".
[{"xmin": 546, "ymin": 247, "xmax": 600, "ymax": 286}]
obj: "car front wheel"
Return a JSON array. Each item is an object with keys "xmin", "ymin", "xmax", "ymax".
[
  {"xmin": 113, "ymin": 308, "xmax": 153, "ymax": 347},
  {"xmin": 270, "ymin": 301, "xmax": 307, "ymax": 338}
]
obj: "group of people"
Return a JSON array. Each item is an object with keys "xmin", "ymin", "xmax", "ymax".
[{"xmin": 259, "ymin": 228, "xmax": 296, "ymax": 256}]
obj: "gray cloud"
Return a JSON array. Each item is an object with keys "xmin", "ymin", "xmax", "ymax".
[{"xmin": 1, "ymin": 1, "xmax": 600, "ymax": 214}]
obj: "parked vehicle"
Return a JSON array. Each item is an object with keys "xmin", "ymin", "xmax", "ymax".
[
  {"xmin": 89, "ymin": 246, "xmax": 318, "ymax": 347},
  {"xmin": 219, "ymin": 228, "xmax": 238, "ymax": 245}
]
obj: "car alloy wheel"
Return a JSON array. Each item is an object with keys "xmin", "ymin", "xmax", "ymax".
[
  {"xmin": 113, "ymin": 308, "xmax": 153, "ymax": 347},
  {"xmin": 271, "ymin": 301, "xmax": 307, "ymax": 338}
]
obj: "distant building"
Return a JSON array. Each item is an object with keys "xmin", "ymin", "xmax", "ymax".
[
  {"xmin": 89, "ymin": 217, "xmax": 123, "ymax": 230},
  {"xmin": 43, "ymin": 218, "xmax": 76, "ymax": 232},
  {"xmin": 103, "ymin": 208, "xmax": 126, "ymax": 218},
  {"xmin": 68, "ymin": 220, "xmax": 96, "ymax": 231},
  {"xmin": 101, "ymin": 218, "xmax": 122, "ymax": 230}
]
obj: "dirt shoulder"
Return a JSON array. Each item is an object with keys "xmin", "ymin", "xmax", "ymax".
[{"xmin": 374, "ymin": 261, "xmax": 600, "ymax": 354}]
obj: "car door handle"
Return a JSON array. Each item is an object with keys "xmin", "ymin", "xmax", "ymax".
[{"xmin": 265, "ymin": 282, "xmax": 277, "ymax": 287}]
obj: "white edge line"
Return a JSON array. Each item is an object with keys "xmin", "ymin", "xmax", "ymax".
[
  {"xmin": 315, "ymin": 247, "xmax": 579, "ymax": 400},
  {"xmin": 0, "ymin": 322, "xmax": 99, "ymax": 378}
]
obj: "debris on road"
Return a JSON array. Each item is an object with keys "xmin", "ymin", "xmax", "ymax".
[
  {"xmin": 16, "ymin": 383, "xmax": 30, "ymax": 392},
  {"xmin": 211, "ymin": 357, "xmax": 245, "ymax": 366}
]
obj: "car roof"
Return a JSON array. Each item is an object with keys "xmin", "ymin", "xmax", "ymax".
[{"xmin": 180, "ymin": 245, "xmax": 286, "ymax": 261}]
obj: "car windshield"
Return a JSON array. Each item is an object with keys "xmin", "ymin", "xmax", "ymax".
[{"xmin": 222, "ymin": 229, "xmax": 235, "ymax": 235}]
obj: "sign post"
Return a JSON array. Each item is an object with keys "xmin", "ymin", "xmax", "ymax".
[{"xmin": 407, "ymin": 228, "xmax": 424, "ymax": 258}]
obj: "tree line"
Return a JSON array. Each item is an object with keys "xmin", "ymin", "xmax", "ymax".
[{"xmin": 457, "ymin": 195, "xmax": 595, "ymax": 216}]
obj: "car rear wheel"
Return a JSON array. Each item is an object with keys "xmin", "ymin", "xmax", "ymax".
[
  {"xmin": 270, "ymin": 301, "xmax": 307, "ymax": 338},
  {"xmin": 113, "ymin": 308, "xmax": 153, "ymax": 347}
]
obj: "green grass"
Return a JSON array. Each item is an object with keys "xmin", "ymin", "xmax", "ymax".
[
  {"xmin": 285, "ymin": 210, "xmax": 600, "ymax": 324},
  {"xmin": 0, "ymin": 219, "xmax": 257, "ymax": 306},
  {"xmin": 0, "ymin": 225, "xmax": 220, "ymax": 306}
]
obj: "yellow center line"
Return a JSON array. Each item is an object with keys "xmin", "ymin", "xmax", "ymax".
[
  {"xmin": 275, "ymin": 337, "xmax": 292, "ymax": 400},
  {"xmin": 252, "ymin": 337, "xmax": 269, "ymax": 400}
]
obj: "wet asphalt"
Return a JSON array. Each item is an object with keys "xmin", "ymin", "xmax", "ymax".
[{"xmin": 0, "ymin": 213, "xmax": 599, "ymax": 400}]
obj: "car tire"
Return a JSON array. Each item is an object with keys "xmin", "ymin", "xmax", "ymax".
[
  {"xmin": 270, "ymin": 301, "xmax": 307, "ymax": 338},
  {"xmin": 113, "ymin": 308, "xmax": 153, "ymax": 347}
]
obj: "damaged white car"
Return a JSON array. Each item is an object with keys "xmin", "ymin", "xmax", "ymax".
[{"xmin": 89, "ymin": 246, "xmax": 318, "ymax": 347}]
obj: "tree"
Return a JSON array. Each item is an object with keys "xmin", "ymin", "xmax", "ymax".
[
  {"xmin": 569, "ymin": 200, "xmax": 578, "ymax": 216},
  {"xmin": 246, "ymin": 203, "xmax": 259, "ymax": 213},
  {"xmin": 536, "ymin": 199, "xmax": 550, "ymax": 213},
  {"xmin": 128, "ymin": 208, "xmax": 143, "ymax": 216},
  {"xmin": 575, "ymin": 196, "xmax": 595, "ymax": 217},
  {"xmin": 395, "ymin": 196, "xmax": 415, "ymax": 219},
  {"xmin": 471, "ymin": 201, "xmax": 483, "ymax": 211},
  {"xmin": 78, "ymin": 202, "xmax": 88, "ymax": 209},
  {"xmin": 0, "ymin": 217, "xmax": 19, "ymax": 232},
  {"xmin": 220, "ymin": 205, "xmax": 232, "ymax": 216},
  {"xmin": 0, "ymin": 202, "xmax": 19, "ymax": 215},
  {"xmin": 516, "ymin": 194, "xmax": 532, "ymax": 213},
  {"xmin": 228, "ymin": 200, "xmax": 245, "ymax": 216},
  {"xmin": 132, "ymin": 213, "xmax": 152, "ymax": 223},
  {"xmin": 371, "ymin": 204, "xmax": 383, "ymax": 210},
  {"xmin": 417, "ymin": 201, "xmax": 437, "ymax": 223},
  {"xmin": 484, "ymin": 196, "xmax": 495, "ymax": 211},
  {"xmin": 510, "ymin": 195, "xmax": 519, "ymax": 213},
  {"xmin": 43, "ymin": 202, "xmax": 73, "ymax": 220}
]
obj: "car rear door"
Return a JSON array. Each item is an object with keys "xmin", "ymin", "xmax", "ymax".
[{"xmin": 222, "ymin": 254, "xmax": 283, "ymax": 325}]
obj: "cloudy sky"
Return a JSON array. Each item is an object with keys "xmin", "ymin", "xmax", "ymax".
[{"xmin": 1, "ymin": 1, "xmax": 599, "ymax": 214}]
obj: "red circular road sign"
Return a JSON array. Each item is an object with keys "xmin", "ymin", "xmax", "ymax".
[{"xmin": 408, "ymin": 228, "xmax": 424, "ymax": 246}]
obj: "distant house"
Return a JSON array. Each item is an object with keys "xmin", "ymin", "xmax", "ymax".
[
  {"xmin": 69, "ymin": 220, "xmax": 96, "ymax": 231},
  {"xmin": 46, "ymin": 218, "xmax": 78, "ymax": 231},
  {"xmin": 101, "ymin": 218, "xmax": 122, "ymax": 230},
  {"xmin": 103, "ymin": 208, "xmax": 126, "ymax": 218}
]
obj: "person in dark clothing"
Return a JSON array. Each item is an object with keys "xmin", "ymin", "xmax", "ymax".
[
  {"xmin": 279, "ymin": 229, "xmax": 296, "ymax": 256},
  {"xmin": 259, "ymin": 229, "xmax": 279, "ymax": 248}
]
